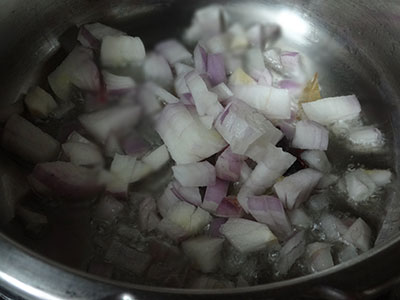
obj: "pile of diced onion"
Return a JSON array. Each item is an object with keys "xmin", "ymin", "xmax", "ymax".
[{"xmin": 0, "ymin": 5, "xmax": 393, "ymax": 288}]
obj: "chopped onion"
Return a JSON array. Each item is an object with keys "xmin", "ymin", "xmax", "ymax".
[
  {"xmin": 110, "ymin": 154, "xmax": 137, "ymax": 183},
  {"xmin": 102, "ymin": 71, "xmax": 135, "ymax": 95},
  {"xmin": 202, "ymin": 179, "xmax": 229, "ymax": 213},
  {"xmin": 2, "ymin": 115, "xmax": 60, "ymax": 163},
  {"xmin": 249, "ymin": 69, "xmax": 273, "ymax": 86},
  {"xmin": 175, "ymin": 63, "xmax": 194, "ymax": 76},
  {"xmin": 307, "ymin": 193, "xmax": 330, "ymax": 212},
  {"xmin": 186, "ymin": 71, "xmax": 208, "ymax": 94},
  {"xmin": 146, "ymin": 82, "xmax": 180, "ymax": 104},
  {"xmin": 194, "ymin": 44, "xmax": 208, "ymax": 74},
  {"xmin": 104, "ymin": 132, "xmax": 123, "ymax": 158},
  {"xmin": 48, "ymin": 46, "xmax": 100, "ymax": 100},
  {"xmin": 182, "ymin": 236, "xmax": 224, "ymax": 273},
  {"xmin": 215, "ymin": 99, "xmax": 283, "ymax": 155},
  {"xmin": 78, "ymin": 104, "xmax": 141, "ymax": 143},
  {"xmin": 62, "ymin": 142, "xmax": 104, "ymax": 168},
  {"xmin": 316, "ymin": 174, "xmax": 339, "ymax": 189},
  {"xmin": 227, "ymin": 23, "xmax": 249, "ymax": 50},
  {"xmin": 215, "ymin": 196, "xmax": 244, "ymax": 218},
  {"xmin": 300, "ymin": 150, "xmax": 332, "ymax": 173},
  {"xmin": 155, "ymin": 103, "xmax": 227, "ymax": 164},
  {"xmin": 348, "ymin": 126, "xmax": 383, "ymax": 146},
  {"xmin": 292, "ymin": 120, "xmax": 329, "ymax": 151},
  {"xmin": 343, "ymin": 217, "xmax": 371, "ymax": 252},
  {"xmin": 281, "ymin": 51, "xmax": 302, "ymax": 76},
  {"xmin": 320, "ymin": 214, "xmax": 349, "ymax": 241},
  {"xmin": 278, "ymin": 120, "xmax": 296, "ymax": 141},
  {"xmin": 302, "ymin": 95, "xmax": 361, "ymax": 125},
  {"xmin": 142, "ymin": 144, "xmax": 170, "ymax": 171},
  {"xmin": 129, "ymin": 160, "xmax": 152, "ymax": 183},
  {"xmin": 172, "ymin": 161, "xmax": 216, "ymax": 187},
  {"xmin": 274, "ymin": 168, "xmax": 323, "ymax": 209},
  {"xmin": 139, "ymin": 196, "xmax": 160, "ymax": 232},
  {"xmin": 121, "ymin": 132, "xmax": 150, "ymax": 157},
  {"xmin": 192, "ymin": 91, "xmax": 223, "ymax": 128},
  {"xmin": 171, "ymin": 181, "xmax": 202, "ymax": 206},
  {"xmin": 276, "ymin": 231, "xmax": 306, "ymax": 275},
  {"xmin": 245, "ymin": 134, "xmax": 284, "ymax": 163},
  {"xmin": 230, "ymin": 84, "xmax": 291, "ymax": 119},
  {"xmin": 101, "ymin": 35, "xmax": 146, "ymax": 68},
  {"xmin": 244, "ymin": 48, "xmax": 265, "ymax": 73},
  {"xmin": 215, "ymin": 147, "xmax": 245, "ymax": 182},
  {"xmin": 206, "ymin": 33, "xmax": 231, "ymax": 54},
  {"xmin": 306, "ymin": 242, "xmax": 333, "ymax": 273},
  {"xmin": 157, "ymin": 182, "xmax": 181, "ymax": 217},
  {"xmin": 247, "ymin": 195, "xmax": 292, "ymax": 238},
  {"xmin": 157, "ymin": 218, "xmax": 188, "ymax": 242},
  {"xmin": 365, "ymin": 169, "xmax": 391, "ymax": 186},
  {"xmin": 143, "ymin": 53, "xmax": 174, "ymax": 88},
  {"xmin": 288, "ymin": 208, "xmax": 312, "ymax": 229},
  {"xmin": 338, "ymin": 245, "xmax": 358, "ymax": 263},
  {"xmin": 207, "ymin": 217, "xmax": 227, "ymax": 238},
  {"xmin": 24, "ymin": 87, "xmax": 58, "ymax": 119},
  {"xmin": 99, "ymin": 170, "xmax": 128, "ymax": 199},
  {"xmin": 155, "ymin": 39, "xmax": 192, "ymax": 65},
  {"xmin": 207, "ymin": 53, "xmax": 227, "ymax": 85},
  {"xmin": 229, "ymin": 68, "xmax": 256, "ymax": 86},
  {"xmin": 136, "ymin": 83, "xmax": 163, "ymax": 115},
  {"xmin": 238, "ymin": 144, "xmax": 296, "ymax": 211},
  {"xmin": 344, "ymin": 169, "xmax": 376, "ymax": 202},
  {"xmin": 29, "ymin": 161, "xmax": 102, "ymax": 200},
  {"xmin": 210, "ymin": 83, "xmax": 233, "ymax": 101},
  {"xmin": 220, "ymin": 218, "xmax": 277, "ymax": 253},
  {"xmin": 78, "ymin": 22, "xmax": 125, "ymax": 49}
]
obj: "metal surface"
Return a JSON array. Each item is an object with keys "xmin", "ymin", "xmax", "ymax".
[{"xmin": 1, "ymin": 0, "xmax": 400, "ymax": 299}]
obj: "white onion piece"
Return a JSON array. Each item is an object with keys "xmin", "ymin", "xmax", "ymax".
[
  {"xmin": 210, "ymin": 83, "xmax": 233, "ymax": 101},
  {"xmin": 78, "ymin": 104, "xmax": 141, "ymax": 143},
  {"xmin": 157, "ymin": 218, "xmax": 188, "ymax": 242},
  {"xmin": 302, "ymin": 95, "xmax": 361, "ymax": 125},
  {"xmin": 184, "ymin": 6, "xmax": 224, "ymax": 43},
  {"xmin": 174, "ymin": 63, "xmax": 194, "ymax": 76},
  {"xmin": 102, "ymin": 71, "xmax": 135, "ymax": 95},
  {"xmin": 182, "ymin": 236, "xmax": 224, "ymax": 273},
  {"xmin": 224, "ymin": 53, "xmax": 244, "ymax": 75},
  {"xmin": 129, "ymin": 161, "xmax": 152, "ymax": 183},
  {"xmin": 155, "ymin": 39, "xmax": 192, "ymax": 65},
  {"xmin": 29, "ymin": 161, "xmax": 102, "ymax": 200},
  {"xmin": 248, "ymin": 195, "xmax": 292, "ymax": 238},
  {"xmin": 0, "ymin": 173, "xmax": 30, "ymax": 225},
  {"xmin": 164, "ymin": 201, "xmax": 211, "ymax": 236},
  {"xmin": 139, "ymin": 196, "xmax": 160, "ymax": 232},
  {"xmin": 274, "ymin": 168, "xmax": 323, "ymax": 209},
  {"xmin": 215, "ymin": 147, "xmax": 245, "ymax": 182},
  {"xmin": 172, "ymin": 161, "xmax": 216, "ymax": 187},
  {"xmin": 146, "ymin": 82, "xmax": 179, "ymax": 104},
  {"xmin": 276, "ymin": 231, "xmax": 306, "ymax": 275},
  {"xmin": 307, "ymin": 193, "xmax": 329, "ymax": 212},
  {"xmin": 238, "ymin": 144, "xmax": 296, "ymax": 211},
  {"xmin": 101, "ymin": 35, "xmax": 145, "ymax": 68},
  {"xmin": 229, "ymin": 68, "xmax": 256, "ymax": 86},
  {"xmin": 348, "ymin": 126, "xmax": 383, "ymax": 146},
  {"xmin": 320, "ymin": 214, "xmax": 349, "ymax": 241},
  {"xmin": 278, "ymin": 120, "xmax": 296, "ymax": 141},
  {"xmin": 99, "ymin": 170, "xmax": 128, "ymax": 199},
  {"xmin": 344, "ymin": 169, "xmax": 376, "ymax": 202},
  {"xmin": 104, "ymin": 132, "xmax": 123, "ymax": 158},
  {"xmin": 2, "ymin": 115, "xmax": 60, "ymax": 163},
  {"xmin": 202, "ymin": 179, "xmax": 229, "ymax": 213},
  {"xmin": 94, "ymin": 195, "xmax": 124, "ymax": 222},
  {"xmin": 24, "ymin": 87, "xmax": 58, "ymax": 119},
  {"xmin": 62, "ymin": 142, "xmax": 104, "ymax": 168},
  {"xmin": 155, "ymin": 104, "xmax": 227, "ymax": 164},
  {"xmin": 171, "ymin": 181, "xmax": 202, "ymax": 207},
  {"xmin": 230, "ymin": 85, "xmax": 291, "ymax": 119},
  {"xmin": 48, "ymin": 46, "xmax": 100, "ymax": 101},
  {"xmin": 288, "ymin": 208, "xmax": 312, "ymax": 229},
  {"xmin": 174, "ymin": 73, "xmax": 190, "ymax": 98},
  {"xmin": 249, "ymin": 69, "xmax": 273, "ymax": 86},
  {"xmin": 194, "ymin": 44, "xmax": 208, "ymax": 74},
  {"xmin": 186, "ymin": 71, "xmax": 208, "ymax": 94},
  {"xmin": 316, "ymin": 174, "xmax": 339, "ymax": 189},
  {"xmin": 78, "ymin": 22, "xmax": 125, "ymax": 49},
  {"xmin": 207, "ymin": 53, "xmax": 227, "ymax": 85},
  {"xmin": 292, "ymin": 120, "xmax": 329, "ymax": 151},
  {"xmin": 215, "ymin": 99, "xmax": 282, "ymax": 155},
  {"xmin": 67, "ymin": 131, "xmax": 92, "ymax": 145},
  {"xmin": 220, "ymin": 218, "xmax": 277, "ymax": 253},
  {"xmin": 142, "ymin": 145, "xmax": 170, "ymax": 171},
  {"xmin": 244, "ymin": 48, "xmax": 265, "ymax": 73},
  {"xmin": 206, "ymin": 33, "xmax": 231, "ymax": 54},
  {"xmin": 343, "ymin": 218, "xmax": 371, "ymax": 252},
  {"xmin": 121, "ymin": 132, "xmax": 150, "ymax": 157},
  {"xmin": 192, "ymin": 91, "xmax": 223, "ymax": 128},
  {"xmin": 300, "ymin": 150, "xmax": 332, "ymax": 173},
  {"xmin": 306, "ymin": 242, "xmax": 333, "ymax": 273},
  {"xmin": 365, "ymin": 169, "xmax": 391, "ymax": 186},
  {"xmin": 110, "ymin": 154, "xmax": 137, "ymax": 184},
  {"xmin": 157, "ymin": 182, "xmax": 181, "ymax": 217},
  {"xmin": 215, "ymin": 197, "xmax": 244, "ymax": 218},
  {"xmin": 239, "ymin": 162, "xmax": 252, "ymax": 184},
  {"xmin": 245, "ymin": 133, "xmax": 284, "ymax": 163},
  {"xmin": 227, "ymin": 23, "xmax": 248, "ymax": 49},
  {"xmin": 338, "ymin": 245, "xmax": 358, "ymax": 263},
  {"xmin": 143, "ymin": 53, "xmax": 174, "ymax": 88}
]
